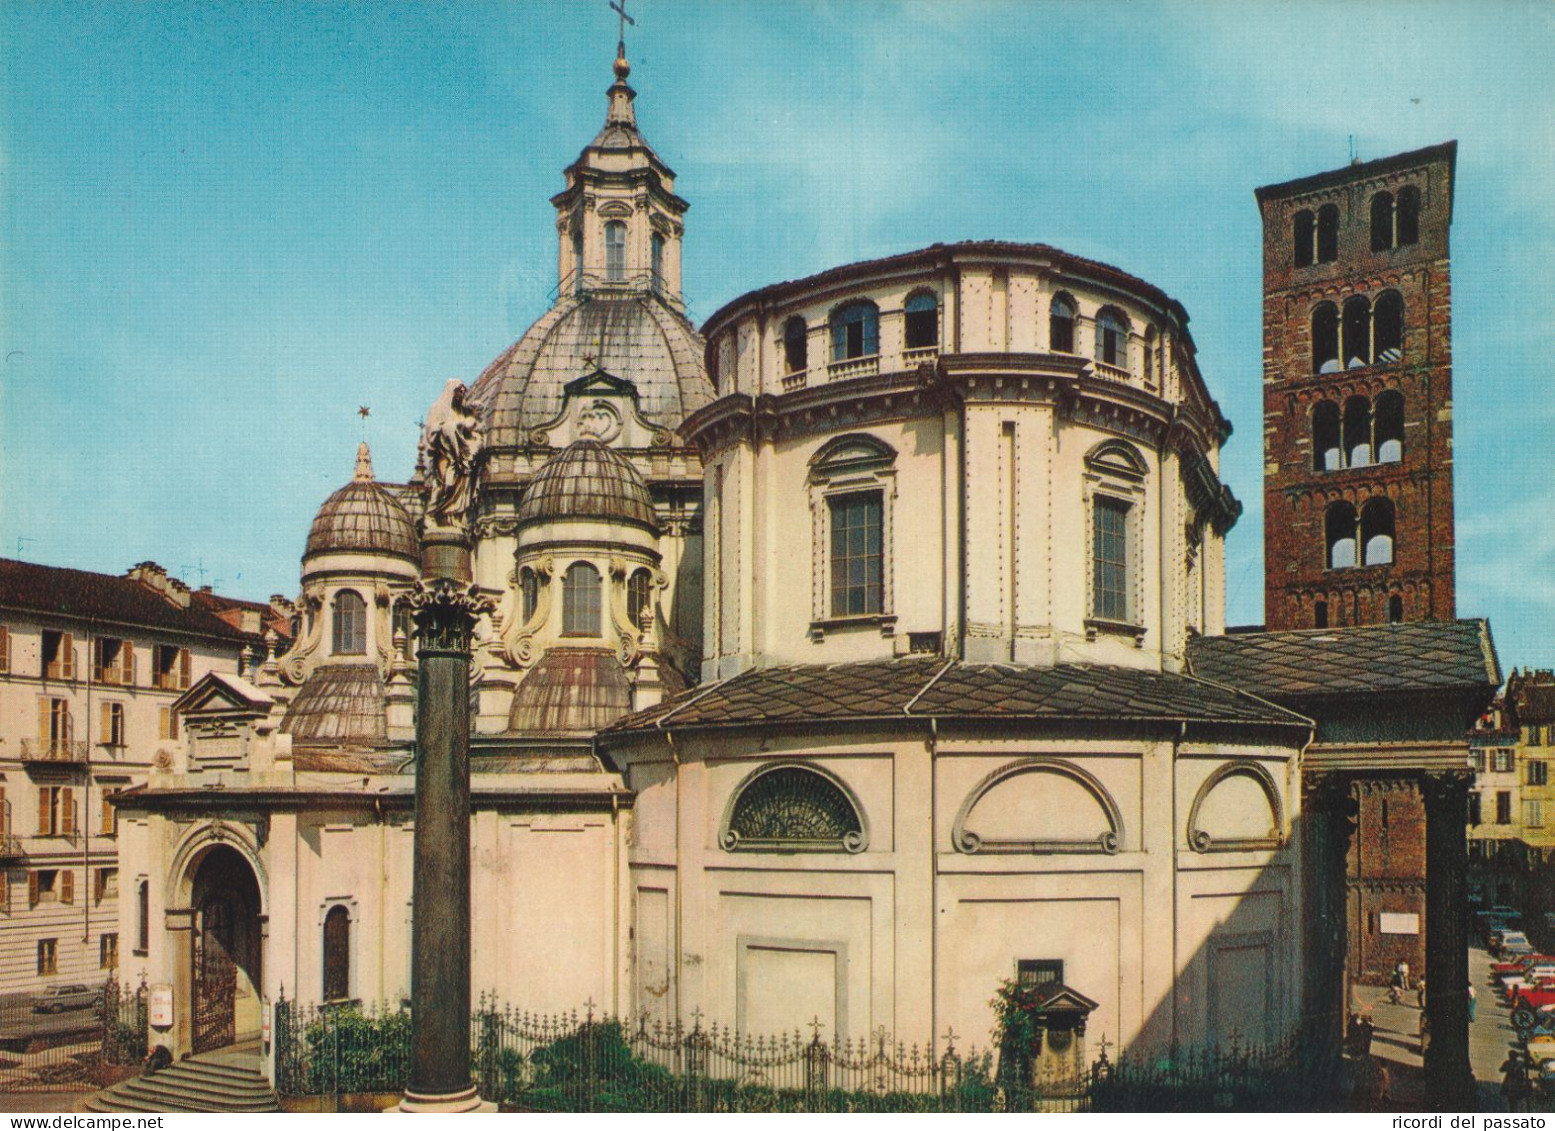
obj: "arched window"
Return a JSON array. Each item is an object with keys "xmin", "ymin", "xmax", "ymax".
[
  {"xmin": 1374, "ymin": 389, "xmax": 1405, "ymax": 463},
  {"xmin": 1294, "ymin": 209, "xmax": 1316, "ymax": 268},
  {"xmin": 332, "ymin": 590, "xmax": 366, "ymax": 655},
  {"xmin": 1343, "ymin": 295, "xmax": 1372, "ymax": 368},
  {"xmin": 1316, "ymin": 204, "xmax": 1339, "ymax": 263},
  {"xmin": 322, "ymin": 905, "xmax": 350, "ymax": 1002},
  {"xmin": 782, "ymin": 316, "xmax": 808, "ymax": 374},
  {"xmin": 1373, "ymin": 290, "xmax": 1404, "ymax": 363},
  {"xmin": 1312, "ymin": 400, "xmax": 1342, "ymax": 471},
  {"xmin": 830, "ymin": 493, "xmax": 883, "ymax": 616},
  {"xmin": 720, "ymin": 764, "xmax": 866, "ymax": 853},
  {"xmin": 904, "ymin": 292, "xmax": 939, "ymax": 350},
  {"xmin": 810, "ymin": 435, "xmax": 896, "ymax": 629},
  {"xmin": 1370, "ymin": 191, "xmax": 1395, "ymax": 252},
  {"xmin": 627, "ymin": 568, "xmax": 653, "ymax": 630},
  {"xmin": 1343, "ymin": 395, "xmax": 1373, "ymax": 468},
  {"xmin": 1326, "ymin": 501, "xmax": 1358, "ymax": 569},
  {"xmin": 562, "ymin": 562, "xmax": 602, "ymax": 636},
  {"xmin": 830, "ymin": 300, "xmax": 879, "ymax": 362},
  {"xmin": 572, "ymin": 228, "xmax": 584, "ymax": 294},
  {"xmin": 1095, "ymin": 308, "xmax": 1129, "ymax": 368},
  {"xmin": 520, "ymin": 566, "xmax": 540, "ymax": 623},
  {"xmin": 1361, "ymin": 498, "xmax": 1395, "ymax": 566},
  {"xmin": 1050, "ymin": 294, "xmax": 1076, "ymax": 353},
  {"xmin": 1312, "ymin": 302, "xmax": 1339, "ymax": 373},
  {"xmin": 1388, "ymin": 594, "xmax": 1405, "ymax": 623},
  {"xmin": 1396, "ymin": 186, "xmax": 1421, "ymax": 246},
  {"xmin": 650, "ymin": 231, "xmax": 665, "ymax": 287},
  {"xmin": 1142, "ymin": 326, "xmax": 1156, "ymax": 383},
  {"xmin": 1314, "ymin": 599, "xmax": 1329, "ymax": 629},
  {"xmin": 604, "ymin": 221, "xmax": 627, "ymax": 282},
  {"xmin": 137, "ymin": 880, "xmax": 149, "ymax": 953}
]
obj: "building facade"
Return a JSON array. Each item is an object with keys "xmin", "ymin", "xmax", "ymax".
[{"xmin": 0, "ymin": 560, "xmax": 271, "ymax": 993}]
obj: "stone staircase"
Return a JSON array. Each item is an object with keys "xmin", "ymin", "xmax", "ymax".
[{"xmin": 86, "ymin": 1052, "xmax": 280, "ymax": 1114}]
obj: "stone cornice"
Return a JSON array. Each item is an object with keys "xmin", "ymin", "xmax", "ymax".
[{"xmin": 681, "ymin": 356, "xmax": 1207, "ymax": 461}]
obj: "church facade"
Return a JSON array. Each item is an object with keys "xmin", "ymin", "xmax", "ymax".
[{"xmin": 116, "ymin": 43, "xmax": 1320, "ymax": 1071}]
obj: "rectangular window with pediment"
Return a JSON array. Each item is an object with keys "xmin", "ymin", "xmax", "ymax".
[
  {"xmin": 829, "ymin": 493, "xmax": 883, "ymax": 617},
  {"xmin": 1092, "ymin": 497, "xmax": 1130, "ymax": 622}
]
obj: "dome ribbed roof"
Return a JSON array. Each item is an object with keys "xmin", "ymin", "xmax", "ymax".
[
  {"xmin": 467, "ymin": 295, "xmax": 711, "ymax": 447},
  {"xmin": 304, "ymin": 444, "xmax": 419, "ymax": 562},
  {"xmin": 516, "ymin": 440, "xmax": 657, "ymax": 530}
]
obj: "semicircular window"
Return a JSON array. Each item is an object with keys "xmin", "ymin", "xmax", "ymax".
[{"xmin": 722, "ymin": 766, "xmax": 866, "ymax": 854}]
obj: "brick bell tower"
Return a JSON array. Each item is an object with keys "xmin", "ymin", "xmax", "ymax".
[{"xmin": 1255, "ymin": 142, "xmax": 1457, "ymax": 630}]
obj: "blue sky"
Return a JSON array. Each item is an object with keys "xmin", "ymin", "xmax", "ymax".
[{"xmin": 2, "ymin": 1, "xmax": 1552, "ymax": 670}]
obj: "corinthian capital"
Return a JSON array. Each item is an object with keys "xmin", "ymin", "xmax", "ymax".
[{"xmin": 410, "ymin": 578, "xmax": 496, "ymax": 654}]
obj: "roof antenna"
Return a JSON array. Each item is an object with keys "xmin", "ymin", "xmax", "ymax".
[{"xmin": 1349, "ymin": 134, "xmax": 1360, "ymax": 166}]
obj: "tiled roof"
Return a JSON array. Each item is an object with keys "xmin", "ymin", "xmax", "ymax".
[
  {"xmin": 468, "ymin": 295, "xmax": 711, "ymax": 443},
  {"xmin": 603, "ymin": 657, "xmax": 1308, "ymax": 735},
  {"xmin": 1186, "ymin": 619, "xmax": 1500, "ymax": 700},
  {"xmin": 509, "ymin": 647, "xmax": 634, "ymax": 734},
  {"xmin": 517, "ymin": 441, "xmax": 657, "ymax": 529},
  {"xmin": 1508, "ymin": 671, "xmax": 1555, "ymax": 725},
  {"xmin": 282, "ymin": 662, "xmax": 388, "ymax": 748},
  {"xmin": 0, "ymin": 558, "xmax": 256, "ymax": 642}
]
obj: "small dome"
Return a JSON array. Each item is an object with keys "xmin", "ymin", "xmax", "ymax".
[
  {"xmin": 282, "ymin": 662, "xmax": 387, "ymax": 748},
  {"xmin": 517, "ymin": 440, "xmax": 657, "ymax": 530},
  {"xmin": 304, "ymin": 444, "xmax": 419, "ymax": 562}
]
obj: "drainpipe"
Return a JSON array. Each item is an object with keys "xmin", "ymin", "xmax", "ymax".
[
  {"xmin": 83, "ymin": 619, "xmax": 95, "ymax": 956},
  {"xmin": 666, "ymin": 729, "xmax": 682, "ymax": 1028}
]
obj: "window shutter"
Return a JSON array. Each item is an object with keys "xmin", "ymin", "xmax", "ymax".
[
  {"xmin": 100, "ymin": 702, "xmax": 112, "ymax": 745},
  {"xmin": 61, "ymin": 869, "xmax": 74, "ymax": 905},
  {"xmin": 179, "ymin": 648, "xmax": 191, "ymax": 690},
  {"xmin": 38, "ymin": 789, "xmax": 52, "ymax": 836},
  {"xmin": 61, "ymin": 633, "xmax": 74, "ymax": 679},
  {"xmin": 38, "ymin": 698, "xmax": 50, "ymax": 743},
  {"xmin": 63, "ymin": 706, "xmax": 73, "ymax": 743},
  {"xmin": 102, "ymin": 793, "xmax": 115, "ymax": 835},
  {"xmin": 122, "ymin": 642, "xmax": 135, "ymax": 685},
  {"xmin": 61, "ymin": 788, "xmax": 75, "ymax": 836},
  {"xmin": 93, "ymin": 639, "xmax": 105, "ymax": 683},
  {"xmin": 29, "ymin": 871, "xmax": 39, "ymax": 908},
  {"xmin": 0, "ymin": 625, "xmax": 9, "ymax": 671},
  {"xmin": 158, "ymin": 707, "xmax": 169, "ymax": 741}
]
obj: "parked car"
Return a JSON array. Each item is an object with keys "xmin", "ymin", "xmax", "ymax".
[
  {"xmin": 30, "ymin": 984, "xmax": 103, "ymax": 1014},
  {"xmin": 1501, "ymin": 931, "xmax": 1536, "ymax": 958}
]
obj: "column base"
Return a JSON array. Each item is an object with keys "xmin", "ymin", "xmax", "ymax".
[{"xmin": 393, "ymin": 1085, "xmax": 495, "ymax": 1113}]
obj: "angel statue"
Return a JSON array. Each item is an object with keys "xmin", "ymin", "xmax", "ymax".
[{"xmin": 423, "ymin": 379, "xmax": 483, "ymax": 527}]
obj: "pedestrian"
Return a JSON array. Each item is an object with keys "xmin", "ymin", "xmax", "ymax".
[
  {"xmin": 1417, "ymin": 977, "xmax": 1426, "ymax": 1009},
  {"xmin": 1399, "ymin": 959, "xmax": 1411, "ymax": 990},
  {"xmin": 1468, "ymin": 982, "xmax": 1477, "ymax": 1022}
]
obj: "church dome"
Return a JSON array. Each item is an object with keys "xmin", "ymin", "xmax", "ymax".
[
  {"xmin": 467, "ymin": 295, "xmax": 711, "ymax": 448},
  {"xmin": 303, "ymin": 444, "xmax": 419, "ymax": 563},
  {"xmin": 517, "ymin": 440, "xmax": 657, "ymax": 530}
]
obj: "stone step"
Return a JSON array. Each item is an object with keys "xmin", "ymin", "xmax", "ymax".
[
  {"xmin": 115, "ymin": 1076, "xmax": 278, "ymax": 1110},
  {"xmin": 85, "ymin": 1055, "xmax": 280, "ymax": 1114}
]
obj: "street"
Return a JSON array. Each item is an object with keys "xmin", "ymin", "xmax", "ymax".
[{"xmin": 1352, "ymin": 943, "xmax": 1551, "ymax": 1110}]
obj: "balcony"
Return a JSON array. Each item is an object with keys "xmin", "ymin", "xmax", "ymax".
[
  {"xmin": 828, "ymin": 354, "xmax": 879, "ymax": 382},
  {"xmin": 19, "ymin": 739, "xmax": 89, "ymax": 765},
  {"xmin": 1090, "ymin": 361, "xmax": 1133, "ymax": 384},
  {"xmin": 780, "ymin": 369, "xmax": 808, "ymax": 393},
  {"xmin": 902, "ymin": 345, "xmax": 940, "ymax": 368},
  {"xmin": 0, "ymin": 804, "xmax": 20, "ymax": 860}
]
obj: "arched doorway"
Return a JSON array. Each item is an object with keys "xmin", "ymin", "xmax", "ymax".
[{"xmin": 188, "ymin": 845, "xmax": 262, "ymax": 1053}]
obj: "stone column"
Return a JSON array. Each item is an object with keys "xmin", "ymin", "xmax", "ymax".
[
  {"xmin": 1422, "ymin": 771, "xmax": 1474, "ymax": 1111},
  {"xmin": 1299, "ymin": 773, "xmax": 1352, "ymax": 1087},
  {"xmin": 398, "ymin": 555, "xmax": 493, "ymax": 1113}
]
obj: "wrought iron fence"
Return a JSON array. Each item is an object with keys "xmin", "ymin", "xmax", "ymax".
[
  {"xmin": 273, "ymin": 992, "xmax": 1311, "ymax": 1113},
  {"xmin": 0, "ymin": 977, "xmax": 146, "ymax": 1093}
]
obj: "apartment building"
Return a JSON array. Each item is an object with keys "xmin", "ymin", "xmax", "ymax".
[{"xmin": 0, "ymin": 559, "xmax": 272, "ymax": 993}]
